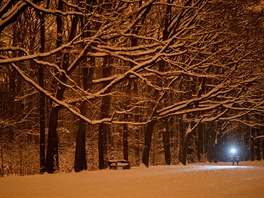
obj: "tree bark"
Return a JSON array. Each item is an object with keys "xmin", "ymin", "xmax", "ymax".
[
  {"xmin": 142, "ymin": 120, "xmax": 155, "ymax": 167},
  {"xmin": 74, "ymin": 103, "xmax": 88, "ymax": 172},
  {"xmin": 179, "ymin": 119, "xmax": 186, "ymax": 164},
  {"xmin": 45, "ymin": 0, "xmax": 80, "ymax": 173},
  {"xmin": 74, "ymin": 54, "xmax": 94, "ymax": 172},
  {"xmin": 39, "ymin": 11, "xmax": 46, "ymax": 173},
  {"xmin": 207, "ymin": 126, "xmax": 217, "ymax": 163},
  {"xmin": 180, "ymin": 129, "xmax": 191, "ymax": 165},
  {"xmin": 123, "ymin": 115, "xmax": 129, "ymax": 160},
  {"xmin": 73, "ymin": 0, "xmax": 94, "ymax": 170},
  {"xmin": 250, "ymin": 128, "xmax": 255, "ymax": 161},
  {"xmin": 161, "ymin": 119, "xmax": 171, "ymax": 165},
  {"xmin": 98, "ymin": 122, "xmax": 109, "ymax": 169},
  {"xmin": 98, "ymin": 57, "xmax": 111, "ymax": 169},
  {"xmin": 256, "ymin": 130, "xmax": 261, "ymax": 161},
  {"xmin": 197, "ymin": 125, "xmax": 204, "ymax": 162},
  {"xmin": 45, "ymin": 0, "xmax": 63, "ymax": 173},
  {"xmin": 46, "ymin": 107, "xmax": 59, "ymax": 173}
]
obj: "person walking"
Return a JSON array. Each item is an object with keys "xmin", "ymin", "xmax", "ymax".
[{"xmin": 230, "ymin": 148, "xmax": 240, "ymax": 165}]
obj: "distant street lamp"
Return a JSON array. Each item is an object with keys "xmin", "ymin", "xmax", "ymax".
[{"xmin": 230, "ymin": 148, "xmax": 237, "ymax": 155}]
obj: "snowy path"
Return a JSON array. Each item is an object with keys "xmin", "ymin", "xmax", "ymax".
[{"xmin": 1, "ymin": 161, "xmax": 264, "ymax": 198}]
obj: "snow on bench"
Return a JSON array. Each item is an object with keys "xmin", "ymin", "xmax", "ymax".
[{"xmin": 108, "ymin": 160, "xmax": 130, "ymax": 170}]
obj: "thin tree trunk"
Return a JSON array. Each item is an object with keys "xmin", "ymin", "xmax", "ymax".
[
  {"xmin": 197, "ymin": 125, "xmax": 204, "ymax": 162},
  {"xmin": 179, "ymin": 121, "xmax": 188, "ymax": 165},
  {"xmin": 142, "ymin": 120, "xmax": 155, "ymax": 167},
  {"xmin": 46, "ymin": 106, "xmax": 60, "ymax": 173},
  {"xmin": 0, "ymin": 146, "xmax": 4, "ymax": 176},
  {"xmin": 45, "ymin": 0, "xmax": 63, "ymax": 173},
  {"xmin": 98, "ymin": 57, "xmax": 111, "ymax": 169},
  {"xmin": 162, "ymin": 119, "xmax": 171, "ymax": 165},
  {"xmin": 207, "ymin": 126, "xmax": 217, "ymax": 163},
  {"xmin": 135, "ymin": 127, "xmax": 141, "ymax": 165},
  {"xmin": 39, "ymin": 11, "xmax": 46, "ymax": 173},
  {"xmin": 98, "ymin": 124, "xmax": 105, "ymax": 169},
  {"xmin": 74, "ymin": 55, "xmax": 94, "ymax": 172},
  {"xmin": 256, "ymin": 130, "xmax": 261, "ymax": 161},
  {"xmin": 73, "ymin": 1, "xmax": 94, "ymax": 170},
  {"xmin": 98, "ymin": 122, "xmax": 109, "ymax": 169},
  {"xmin": 122, "ymin": 80, "xmax": 132, "ymax": 161},
  {"xmin": 74, "ymin": 103, "xmax": 88, "ymax": 172},
  {"xmin": 123, "ymin": 115, "xmax": 129, "ymax": 160},
  {"xmin": 250, "ymin": 128, "xmax": 255, "ymax": 161}
]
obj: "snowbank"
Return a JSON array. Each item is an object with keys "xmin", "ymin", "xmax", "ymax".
[{"xmin": 1, "ymin": 161, "xmax": 264, "ymax": 198}]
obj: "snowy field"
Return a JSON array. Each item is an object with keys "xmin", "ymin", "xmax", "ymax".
[{"xmin": 1, "ymin": 161, "xmax": 264, "ymax": 198}]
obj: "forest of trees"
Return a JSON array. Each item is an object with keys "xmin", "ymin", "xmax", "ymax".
[{"xmin": 0, "ymin": 0, "xmax": 264, "ymax": 176}]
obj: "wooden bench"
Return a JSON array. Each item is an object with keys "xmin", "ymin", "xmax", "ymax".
[{"xmin": 108, "ymin": 160, "xmax": 130, "ymax": 170}]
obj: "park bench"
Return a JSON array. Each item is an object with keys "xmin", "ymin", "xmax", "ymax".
[{"xmin": 108, "ymin": 159, "xmax": 130, "ymax": 170}]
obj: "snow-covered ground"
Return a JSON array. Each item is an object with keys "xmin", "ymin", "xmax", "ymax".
[{"xmin": 1, "ymin": 161, "xmax": 264, "ymax": 198}]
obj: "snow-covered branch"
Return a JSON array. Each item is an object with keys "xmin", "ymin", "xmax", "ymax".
[{"xmin": 10, "ymin": 62, "xmax": 113, "ymax": 125}]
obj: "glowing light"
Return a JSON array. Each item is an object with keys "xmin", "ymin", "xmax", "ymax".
[{"xmin": 230, "ymin": 148, "xmax": 237, "ymax": 154}]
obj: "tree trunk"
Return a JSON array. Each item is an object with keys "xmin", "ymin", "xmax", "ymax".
[
  {"xmin": 135, "ymin": 128, "xmax": 141, "ymax": 166},
  {"xmin": 207, "ymin": 128, "xmax": 217, "ymax": 163},
  {"xmin": 74, "ymin": 55, "xmax": 94, "ymax": 172},
  {"xmin": 39, "ymin": 11, "xmax": 46, "ymax": 173},
  {"xmin": 73, "ymin": 0, "xmax": 94, "ymax": 172},
  {"xmin": 98, "ymin": 57, "xmax": 111, "ymax": 169},
  {"xmin": 123, "ymin": 116, "xmax": 129, "ymax": 160},
  {"xmin": 46, "ymin": 107, "xmax": 59, "ymax": 173},
  {"xmin": 256, "ymin": 130, "xmax": 261, "ymax": 161},
  {"xmin": 197, "ymin": 125, "xmax": 204, "ymax": 162},
  {"xmin": 98, "ymin": 122, "xmax": 109, "ymax": 169},
  {"xmin": 45, "ymin": 0, "xmax": 79, "ymax": 173},
  {"xmin": 142, "ymin": 120, "xmax": 155, "ymax": 167},
  {"xmin": 122, "ymin": 82, "xmax": 132, "ymax": 161},
  {"xmin": 179, "ymin": 119, "xmax": 186, "ymax": 164},
  {"xmin": 45, "ymin": 0, "xmax": 63, "ymax": 174},
  {"xmin": 74, "ymin": 103, "xmax": 88, "ymax": 172},
  {"xmin": 250, "ymin": 128, "xmax": 255, "ymax": 161},
  {"xmin": 162, "ymin": 120, "xmax": 171, "ymax": 165},
  {"xmin": 180, "ymin": 132, "xmax": 191, "ymax": 165}
]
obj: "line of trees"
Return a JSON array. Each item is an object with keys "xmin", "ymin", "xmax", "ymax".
[{"xmin": 0, "ymin": 0, "xmax": 263, "ymax": 175}]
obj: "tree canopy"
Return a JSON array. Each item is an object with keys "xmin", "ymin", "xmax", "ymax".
[{"xmin": 0, "ymin": 0, "xmax": 263, "ymax": 175}]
